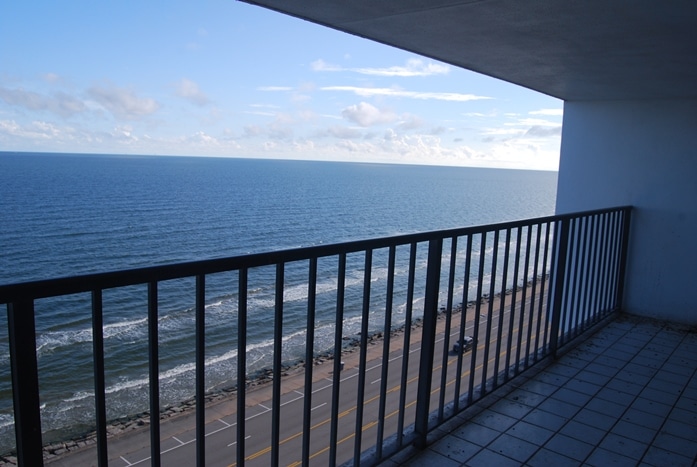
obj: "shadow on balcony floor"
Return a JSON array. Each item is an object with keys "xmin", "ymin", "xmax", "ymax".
[{"xmin": 380, "ymin": 314, "xmax": 697, "ymax": 466}]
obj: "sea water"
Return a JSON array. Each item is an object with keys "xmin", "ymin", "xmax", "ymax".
[{"xmin": 0, "ymin": 152, "xmax": 557, "ymax": 450}]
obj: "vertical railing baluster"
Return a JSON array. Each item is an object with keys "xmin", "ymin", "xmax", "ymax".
[
  {"xmin": 271, "ymin": 264, "xmax": 284, "ymax": 467},
  {"xmin": 506, "ymin": 227, "xmax": 522, "ymax": 380},
  {"xmin": 559, "ymin": 219, "xmax": 574, "ymax": 347},
  {"xmin": 591, "ymin": 214, "xmax": 603, "ymax": 321},
  {"xmin": 544, "ymin": 221, "xmax": 560, "ymax": 353},
  {"xmin": 397, "ymin": 243, "xmax": 417, "ymax": 445},
  {"xmin": 575, "ymin": 217, "xmax": 589, "ymax": 329},
  {"xmin": 195, "ymin": 274, "xmax": 206, "ymax": 467},
  {"xmin": 237, "ymin": 268, "xmax": 248, "ymax": 467},
  {"xmin": 91, "ymin": 290, "xmax": 108, "ymax": 466},
  {"xmin": 470, "ymin": 233, "xmax": 486, "ymax": 401},
  {"xmin": 583, "ymin": 216, "xmax": 595, "ymax": 323},
  {"xmin": 616, "ymin": 208, "xmax": 632, "ymax": 311},
  {"xmin": 7, "ymin": 300, "xmax": 43, "ymax": 467},
  {"xmin": 608, "ymin": 210, "xmax": 622, "ymax": 309},
  {"xmin": 600, "ymin": 212, "xmax": 612, "ymax": 315},
  {"xmin": 594, "ymin": 213, "xmax": 607, "ymax": 316},
  {"xmin": 353, "ymin": 250, "xmax": 372, "ymax": 464},
  {"xmin": 525, "ymin": 224, "xmax": 541, "ymax": 366},
  {"xmin": 302, "ymin": 258, "xmax": 317, "ymax": 467},
  {"xmin": 536, "ymin": 222, "xmax": 551, "ymax": 358},
  {"xmin": 611, "ymin": 210, "xmax": 622, "ymax": 307},
  {"xmin": 570, "ymin": 218, "xmax": 583, "ymax": 335},
  {"xmin": 480, "ymin": 230, "xmax": 498, "ymax": 395},
  {"xmin": 329, "ymin": 254, "xmax": 346, "ymax": 467},
  {"xmin": 414, "ymin": 239, "xmax": 442, "ymax": 448},
  {"xmin": 550, "ymin": 218, "xmax": 570, "ymax": 359},
  {"xmin": 605, "ymin": 211, "xmax": 619, "ymax": 310},
  {"xmin": 376, "ymin": 246, "xmax": 396, "ymax": 459},
  {"xmin": 581, "ymin": 216, "xmax": 593, "ymax": 324},
  {"xmin": 493, "ymin": 229, "xmax": 510, "ymax": 387},
  {"xmin": 147, "ymin": 282, "xmax": 161, "ymax": 467},
  {"xmin": 592, "ymin": 213, "xmax": 604, "ymax": 320},
  {"xmin": 454, "ymin": 235, "xmax": 473, "ymax": 406},
  {"xmin": 516, "ymin": 226, "xmax": 532, "ymax": 371},
  {"xmin": 438, "ymin": 237, "xmax": 458, "ymax": 420}
]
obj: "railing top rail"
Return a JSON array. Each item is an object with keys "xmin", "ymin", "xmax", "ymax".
[{"xmin": 0, "ymin": 206, "xmax": 631, "ymax": 302}]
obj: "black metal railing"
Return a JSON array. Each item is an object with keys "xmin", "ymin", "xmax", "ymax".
[{"xmin": 0, "ymin": 206, "xmax": 631, "ymax": 466}]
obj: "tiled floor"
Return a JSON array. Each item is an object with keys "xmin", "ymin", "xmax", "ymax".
[{"xmin": 381, "ymin": 315, "xmax": 697, "ymax": 466}]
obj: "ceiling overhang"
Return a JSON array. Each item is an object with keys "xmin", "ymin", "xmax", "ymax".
[{"xmin": 241, "ymin": 0, "xmax": 697, "ymax": 101}]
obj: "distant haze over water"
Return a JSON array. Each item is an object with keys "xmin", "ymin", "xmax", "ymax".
[{"xmin": 0, "ymin": 152, "xmax": 557, "ymax": 451}]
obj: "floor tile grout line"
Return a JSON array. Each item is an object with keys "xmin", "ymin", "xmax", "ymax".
[
  {"xmin": 575, "ymin": 319, "xmax": 667, "ymax": 464},
  {"xmin": 495, "ymin": 319, "xmax": 630, "ymax": 465},
  {"xmin": 636, "ymin": 328, "xmax": 697, "ymax": 465}
]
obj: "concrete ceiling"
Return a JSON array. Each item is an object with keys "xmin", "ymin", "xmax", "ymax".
[{"xmin": 241, "ymin": 0, "xmax": 697, "ymax": 101}]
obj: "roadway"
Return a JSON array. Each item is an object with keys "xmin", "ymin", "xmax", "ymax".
[{"xmin": 47, "ymin": 287, "xmax": 548, "ymax": 466}]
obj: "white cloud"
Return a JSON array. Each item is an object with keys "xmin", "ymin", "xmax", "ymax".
[
  {"xmin": 311, "ymin": 58, "xmax": 450, "ymax": 77},
  {"xmin": 110, "ymin": 125, "xmax": 139, "ymax": 143},
  {"xmin": 243, "ymin": 125, "xmax": 263, "ymax": 137},
  {"xmin": 257, "ymin": 86, "xmax": 293, "ymax": 92},
  {"xmin": 463, "ymin": 110, "xmax": 499, "ymax": 118},
  {"xmin": 506, "ymin": 117, "xmax": 561, "ymax": 128},
  {"xmin": 88, "ymin": 84, "xmax": 159, "ymax": 120},
  {"xmin": 529, "ymin": 108, "xmax": 563, "ymax": 116},
  {"xmin": 322, "ymin": 86, "xmax": 491, "ymax": 102},
  {"xmin": 525, "ymin": 126, "xmax": 562, "ymax": 137},
  {"xmin": 175, "ymin": 78, "xmax": 210, "ymax": 106},
  {"xmin": 240, "ymin": 113, "xmax": 298, "ymax": 141},
  {"xmin": 291, "ymin": 93, "xmax": 311, "ymax": 103},
  {"xmin": 329, "ymin": 130, "xmax": 481, "ymax": 166},
  {"xmin": 314, "ymin": 125, "xmax": 363, "ymax": 139},
  {"xmin": 0, "ymin": 119, "xmax": 82, "ymax": 144},
  {"xmin": 0, "ymin": 86, "xmax": 86, "ymax": 117},
  {"xmin": 482, "ymin": 115, "xmax": 563, "ymax": 142},
  {"xmin": 397, "ymin": 114, "xmax": 424, "ymax": 130},
  {"xmin": 184, "ymin": 130, "xmax": 219, "ymax": 145},
  {"xmin": 243, "ymin": 110, "xmax": 277, "ymax": 117},
  {"xmin": 341, "ymin": 102, "xmax": 396, "ymax": 127},
  {"xmin": 481, "ymin": 127, "xmax": 525, "ymax": 137}
]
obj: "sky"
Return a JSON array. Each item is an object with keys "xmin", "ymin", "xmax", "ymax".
[{"xmin": 0, "ymin": 1, "xmax": 563, "ymax": 170}]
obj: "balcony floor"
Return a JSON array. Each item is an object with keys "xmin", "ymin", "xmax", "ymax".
[{"xmin": 380, "ymin": 314, "xmax": 697, "ymax": 466}]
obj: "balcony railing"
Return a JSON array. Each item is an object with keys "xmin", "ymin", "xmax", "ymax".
[{"xmin": 0, "ymin": 206, "xmax": 631, "ymax": 466}]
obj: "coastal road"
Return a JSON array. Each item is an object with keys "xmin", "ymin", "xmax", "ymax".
[{"xmin": 48, "ymin": 289, "xmax": 548, "ymax": 466}]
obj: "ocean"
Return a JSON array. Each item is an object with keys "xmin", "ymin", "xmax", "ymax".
[{"xmin": 0, "ymin": 152, "xmax": 557, "ymax": 450}]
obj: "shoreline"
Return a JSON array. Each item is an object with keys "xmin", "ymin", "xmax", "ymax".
[{"xmin": 1, "ymin": 277, "xmax": 546, "ymax": 465}]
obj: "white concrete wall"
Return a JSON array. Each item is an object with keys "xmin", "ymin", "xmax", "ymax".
[{"xmin": 556, "ymin": 99, "xmax": 697, "ymax": 325}]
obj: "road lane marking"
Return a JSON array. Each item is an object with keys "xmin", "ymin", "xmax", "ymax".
[
  {"xmin": 186, "ymin": 300, "xmax": 545, "ymax": 466},
  {"xmin": 239, "ymin": 353, "xmax": 479, "ymax": 466},
  {"xmin": 227, "ymin": 435, "xmax": 251, "ymax": 447},
  {"xmin": 311, "ymin": 382, "xmax": 333, "ymax": 394},
  {"xmin": 280, "ymin": 394, "xmax": 304, "ymax": 407},
  {"xmin": 286, "ymin": 339, "xmax": 533, "ymax": 466}
]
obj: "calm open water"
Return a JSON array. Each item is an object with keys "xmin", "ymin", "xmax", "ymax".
[{"xmin": 0, "ymin": 152, "xmax": 557, "ymax": 450}]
